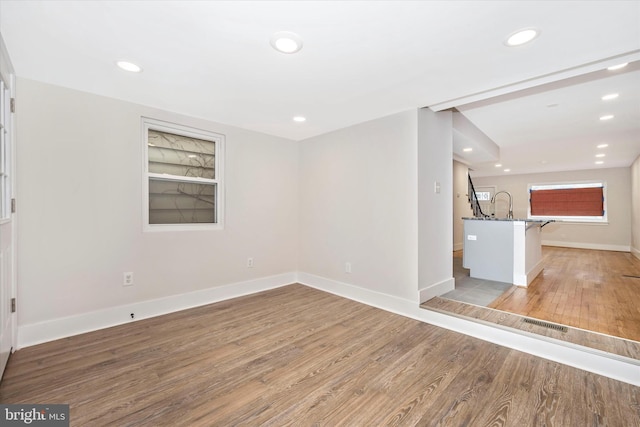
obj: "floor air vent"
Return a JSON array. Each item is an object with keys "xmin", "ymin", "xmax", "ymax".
[{"xmin": 522, "ymin": 318, "xmax": 568, "ymax": 333}]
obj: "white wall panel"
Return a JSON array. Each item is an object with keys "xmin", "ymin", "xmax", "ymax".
[
  {"xmin": 16, "ymin": 78, "xmax": 299, "ymax": 327},
  {"xmin": 298, "ymin": 110, "xmax": 418, "ymax": 301},
  {"xmin": 418, "ymin": 108, "xmax": 454, "ymax": 301}
]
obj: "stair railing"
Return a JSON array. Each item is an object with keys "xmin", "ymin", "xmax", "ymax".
[{"xmin": 468, "ymin": 174, "xmax": 489, "ymax": 218}]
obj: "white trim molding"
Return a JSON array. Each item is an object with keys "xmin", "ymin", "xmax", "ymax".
[
  {"xmin": 17, "ymin": 272, "xmax": 296, "ymax": 349},
  {"xmin": 297, "ymin": 272, "xmax": 416, "ymax": 315},
  {"xmin": 542, "ymin": 240, "xmax": 631, "ymax": 252},
  {"xmin": 518, "ymin": 258, "xmax": 544, "ymax": 287},
  {"xmin": 418, "ymin": 277, "xmax": 455, "ymax": 303}
]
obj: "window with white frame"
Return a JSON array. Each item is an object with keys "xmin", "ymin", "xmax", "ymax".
[
  {"xmin": 143, "ymin": 118, "xmax": 224, "ymax": 231},
  {"xmin": 474, "ymin": 186, "xmax": 495, "ymax": 217},
  {"xmin": 528, "ymin": 181, "xmax": 606, "ymax": 223}
]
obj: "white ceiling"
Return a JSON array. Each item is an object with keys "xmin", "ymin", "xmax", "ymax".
[
  {"xmin": 455, "ymin": 62, "xmax": 640, "ymax": 176},
  {"xmin": 1, "ymin": 1, "xmax": 639, "ymax": 177}
]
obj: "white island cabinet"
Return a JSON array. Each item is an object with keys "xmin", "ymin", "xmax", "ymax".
[{"xmin": 462, "ymin": 218, "xmax": 549, "ymax": 287}]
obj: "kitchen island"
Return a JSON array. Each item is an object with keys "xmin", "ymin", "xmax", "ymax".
[{"xmin": 462, "ymin": 217, "xmax": 550, "ymax": 287}]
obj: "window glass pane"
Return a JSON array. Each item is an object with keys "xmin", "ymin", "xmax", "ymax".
[
  {"xmin": 475, "ymin": 191, "xmax": 491, "ymax": 201},
  {"xmin": 149, "ymin": 179, "xmax": 216, "ymax": 224},
  {"xmin": 148, "ymin": 130, "xmax": 215, "ymax": 179}
]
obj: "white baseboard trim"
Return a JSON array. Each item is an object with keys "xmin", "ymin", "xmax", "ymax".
[
  {"xmin": 297, "ymin": 272, "xmax": 639, "ymax": 386},
  {"xmin": 542, "ymin": 240, "xmax": 630, "ymax": 252},
  {"xmin": 513, "ymin": 273, "xmax": 527, "ymax": 287},
  {"xmin": 514, "ymin": 258, "xmax": 544, "ymax": 287},
  {"xmin": 419, "ymin": 277, "xmax": 455, "ymax": 303},
  {"xmin": 17, "ymin": 270, "xmax": 640, "ymax": 386},
  {"xmin": 632, "ymin": 246, "xmax": 640, "ymax": 260},
  {"xmin": 17, "ymin": 272, "xmax": 297, "ymax": 349},
  {"xmin": 297, "ymin": 272, "xmax": 416, "ymax": 315},
  {"xmin": 527, "ymin": 259, "xmax": 544, "ymax": 284}
]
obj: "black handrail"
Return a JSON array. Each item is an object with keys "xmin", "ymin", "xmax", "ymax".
[{"xmin": 468, "ymin": 174, "xmax": 489, "ymax": 218}]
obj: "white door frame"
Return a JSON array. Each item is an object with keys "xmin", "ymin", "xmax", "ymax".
[{"xmin": 0, "ymin": 32, "xmax": 17, "ymax": 379}]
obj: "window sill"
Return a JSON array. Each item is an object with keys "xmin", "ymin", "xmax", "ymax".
[{"xmin": 143, "ymin": 223, "xmax": 224, "ymax": 232}]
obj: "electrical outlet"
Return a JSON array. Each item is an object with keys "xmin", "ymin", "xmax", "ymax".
[
  {"xmin": 345, "ymin": 262, "xmax": 352, "ymax": 274},
  {"xmin": 123, "ymin": 272, "xmax": 134, "ymax": 286},
  {"xmin": 247, "ymin": 257, "xmax": 254, "ymax": 268}
]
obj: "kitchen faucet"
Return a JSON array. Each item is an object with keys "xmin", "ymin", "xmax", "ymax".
[{"xmin": 491, "ymin": 191, "xmax": 513, "ymax": 219}]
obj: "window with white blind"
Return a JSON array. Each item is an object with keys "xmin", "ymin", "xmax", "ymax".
[
  {"xmin": 143, "ymin": 118, "xmax": 224, "ymax": 231},
  {"xmin": 528, "ymin": 181, "xmax": 606, "ymax": 223}
]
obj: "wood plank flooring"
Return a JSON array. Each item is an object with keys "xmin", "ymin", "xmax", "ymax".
[
  {"xmin": 1, "ymin": 284, "xmax": 638, "ymax": 426},
  {"xmin": 488, "ymin": 247, "xmax": 640, "ymax": 342}
]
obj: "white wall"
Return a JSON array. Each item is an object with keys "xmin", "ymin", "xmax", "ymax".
[
  {"xmin": 632, "ymin": 155, "xmax": 640, "ymax": 259},
  {"xmin": 297, "ymin": 110, "xmax": 418, "ymax": 301},
  {"xmin": 16, "ymin": 78, "xmax": 299, "ymax": 332},
  {"xmin": 418, "ymin": 108, "xmax": 454, "ymax": 301},
  {"xmin": 453, "ymin": 160, "xmax": 473, "ymax": 251},
  {"xmin": 472, "ymin": 167, "xmax": 632, "ymax": 251}
]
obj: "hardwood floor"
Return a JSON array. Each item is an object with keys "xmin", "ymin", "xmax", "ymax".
[
  {"xmin": 488, "ymin": 247, "xmax": 640, "ymax": 342},
  {"xmin": 1, "ymin": 284, "xmax": 638, "ymax": 426}
]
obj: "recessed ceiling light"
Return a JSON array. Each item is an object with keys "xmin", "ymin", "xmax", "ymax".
[
  {"xmin": 597, "ymin": 143, "xmax": 609, "ymax": 148},
  {"xmin": 601, "ymin": 93, "xmax": 619, "ymax": 101},
  {"xmin": 505, "ymin": 28, "xmax": 539, "ymax": 46},
  {"xmin": 503, "ymin": 168, "xmax": 511, "ymax": 172},
  {"xmin": 270, "ymin": 31, "xmax": 303, "ymax": 54},
  {"xmin": 595, "ymin": 153, "xmax": 605, "ymax": 158},
  {"xmin": 495, "ymin": 163, "xmax": 502, "ymax": 167},
  {"xmin": 116, "ymin": 60, "xmax": 142, "ymax": 73},
  {"xmin": 599, "ymin": 115, "xmax": 614, "ymax": 121},
  {"xmin": 293, "ymin": 116, "xmax": 306, "ymax": 122},
  {"xmin": 463, "ymin": 148, "xmax": 473, "ymax": 152},
  {"xmin": 595, "ymin": 161, "xmax": 604, "ymax": 165},
  {"xmin": 607, "ymin": 63, "xmax": 628, "ymax": 71}
]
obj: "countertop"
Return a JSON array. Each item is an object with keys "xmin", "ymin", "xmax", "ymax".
[{"xmin": 462, "ymin": 217, "xmax": 552, "ymax": 223}]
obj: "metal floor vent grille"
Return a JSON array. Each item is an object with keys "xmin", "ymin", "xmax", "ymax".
[{"xmin": 522, "ymin": 318, "xmax": 568, "ymax": 332}]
